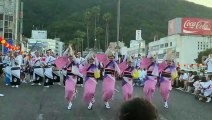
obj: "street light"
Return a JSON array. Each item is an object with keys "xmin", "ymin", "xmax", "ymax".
[{"xmin": 94, "ymin": 38, "xmax": 97, "ymax": 50}]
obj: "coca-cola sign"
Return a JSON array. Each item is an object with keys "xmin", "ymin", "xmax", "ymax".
[{"xmin": 182, "ymin": 18, "xmax": 212, "ymax": 35}]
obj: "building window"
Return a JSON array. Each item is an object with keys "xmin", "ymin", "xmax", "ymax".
[
  {"xmin": 170, "ymin": 42, "xmax": 172, "ymax": 46},
  {"xmin": 176, "ymin": 52, "xmax": 179, "ymax": 58},
  {"xmin": 0, "ymin": 14, "xmax": 3, "ymax": 20},
  {"xmin": 165, "ymin": 43, "xmax": 168, "ymax": 47},
  {"xmin": 160, "ymin": 44, "xmax": 164, "ymax": 48}
]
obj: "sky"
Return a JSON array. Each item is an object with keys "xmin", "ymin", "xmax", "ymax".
[{"xmin": 185, "ymin": 0, "xmax": 212, "ymax": 8}]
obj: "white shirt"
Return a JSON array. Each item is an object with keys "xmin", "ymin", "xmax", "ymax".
[
  {"xmin": 182, "ymin": 73, "xmax": 188, "ymax": 80},
  {"xmin": 204, "ymin": 58, "xmax": 212, "ymax": 73},
  {"xmin": 32, "ymin": 56, "xmax": 42, "ymax": 66},
  {"xmin": 180, "ymin": 73, "xmax": 188, "ymax": 80},
  {"xmin": 12, "ymin": 55, "xmax": 22, "ymax": 67},
  {"xmin": 3, "ymin": 56, "xmax": 11, "ymax": 66},
  {"xmin": 134, "ymin": 58, "xmax": 141, "ymax": 67},
  {"xmin": 45, "ymin": 55, "xmax": 55, "ymax": 66},
  {"xmin": 76, "ymin": 57, "xmax": 85, "ymax": 64},
  {"xmin": 139, "ymin": 69, "xmax": 147, "ymax": 79}
]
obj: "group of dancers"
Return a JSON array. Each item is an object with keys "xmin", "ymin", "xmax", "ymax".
[
  {"xmin": 2, "ymin": 45, "xmax": 211, "ymax": 110},
  {"xmin": 51, "ymin": 45, "xmax": 177, "ymax": 110}
]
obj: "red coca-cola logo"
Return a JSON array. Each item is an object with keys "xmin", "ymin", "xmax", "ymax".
[{"xmin": 183, "ymin": 20, "xmax": 211, "ymax": 30}]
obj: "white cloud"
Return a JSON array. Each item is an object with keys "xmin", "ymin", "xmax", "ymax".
[{"xmin": 185, "ymin": 0, "xmax": 212, "ymax": 8}]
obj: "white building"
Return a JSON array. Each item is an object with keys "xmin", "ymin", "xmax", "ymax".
[
  {"xmin": 27, "ymin": 30, "xmax": 64, "ymax": 56},
  {"xmin": 128, "ymin": 40, "xmax": 146, "ymax": 57},
  {"xmin": 28, "ymin": 38, "xmax": 64, "ymax": 56},
  {"xmin": 31, "ymin": 30, "xmax": 47, "ymax": 39},
  {"xmin": 149, "ymin": 17, "xmax": 212, "ymax": 66},
  {"xmin": 149, "ymin": 34, "xmax": 212, "ymax": 64},
  {"xmin": 0, "ymin": 0, "xmax": 22, "ymax": 53}
]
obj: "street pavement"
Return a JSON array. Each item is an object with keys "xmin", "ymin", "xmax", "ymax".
[{"xmin": 0, "ymin": 80, "xmax": 211, "ymax": 120}]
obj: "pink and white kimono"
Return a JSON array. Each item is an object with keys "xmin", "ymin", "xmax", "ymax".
[
  {"xmin": 159, "ymin": 61, "xmax": 177, "ymax": 102},
  {"xmin": 102, "ymin": 60, "xmax": 120, "ymax": 102},
  {"xmin": 80, "ymin": 58, "xmax": 99, "ymax": 104},
  {"xmin": 141, "ymin": 57, "xmax": 159, "ymax": 102},
  {"xmin": 121, "ymin": 65, "xmax": 136, "ymax": 101},
  {"xmin": 54, "ymin": 54, "xmax": 79, "ymax": 103},
  {"xmin": 96, "ymin": 53, "xmax": 120, "ymax": 102},
  {"xmin": 64, "ymin": 60, "xmax": 79, "ymax": 103}
]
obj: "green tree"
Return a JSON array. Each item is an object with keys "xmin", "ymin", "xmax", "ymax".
[
  {"xmin": 74, "ymin": 30, "xmax": 86, "ymax": 52},
  {"xmin": 103, "ymin": 12, "xmax": 112, "ymax": 50},
  {"xmin": 195, "ymin": 48, "xmax": 212, "ymax": 63},
  {"xmin": 95, "ymin": 27, "xmax": 104, "ymax": 49}
]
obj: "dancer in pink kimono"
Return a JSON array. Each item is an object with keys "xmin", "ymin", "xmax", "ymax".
[
  {"xmin": 80, "ymin": 53, "xmax": 99, "ymax": 110},
  {"xmin": 55, "ymin": 46, "xmax": 79, "ymax": 110},
  {"xmin": 97, "ymin": 49, "xmax": 120, "ymax": 109},
  {"xmin": 120, "ymin": 56, "xmax": 137, "ymax": 101},
  {"xmin": 159, "ymin": 52, "xmax": 177, "ymax": 108},
  {"xmin": 141, "ymin": 53, "xmax": 159, "ymax": 102}
]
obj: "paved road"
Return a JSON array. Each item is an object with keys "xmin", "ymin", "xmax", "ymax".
[{"xmin": 0, "ymin": 80, "xmax": 211, "ymax": 120}]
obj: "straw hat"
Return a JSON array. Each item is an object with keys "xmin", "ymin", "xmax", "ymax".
[
  {"xmin": 127, "ymin": 56, "xmax": 133, "ymax": 62},
  {"xmin": 106, "ymin": 50, "xmax": 115, "ymax": 57},
  {"xmin": 87, "ymin": 52, "xmax": 95, "ymax": 60},
  {"xmin": 149, "ymin": 51, "xmax": 157, "ymax": 59},
  {"xmin": 209, "ymin": 54, "xmax": 212, "ymax": 59},
  {"xmin": 165, "ymin": 48, "xmax": 174, "ymax": 61}
]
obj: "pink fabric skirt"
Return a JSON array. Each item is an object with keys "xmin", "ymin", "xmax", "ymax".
[
  {"xmin": 122, "ymin": 83, "xmax": 133, "ymax": 101},
  {"xmin": 102, "ymin": 76, "xmax": 115, "ymax": 102},
  {"xmin": 65, "ymin": 78, "xmax": 76, "ymax": 102},
  {"xmin": 83, "ymin": 78, "xmax": 97, "ymax": 104},
  {"xmin": 160, "ymin": 80, "xmax": 172, "ymax": 101},
  {"xmin": 143, "ymin": 80, "xmax": 157, "ymax": 102}
]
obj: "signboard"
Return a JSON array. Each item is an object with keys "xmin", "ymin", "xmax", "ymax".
[
  {"xmin": 31, "ymin": 30, "xmax": 47, "ymax": 39},
  {"xmin": 168, "ymin": 18, "xmax": 212, "ymax": 36},
  {"xmin": 136, "ymin": 30, "xmax": 142, "ymax": 40},
  {"xmin": 182, "ymin": 18, "xmax": 212, "ymax": 35}
]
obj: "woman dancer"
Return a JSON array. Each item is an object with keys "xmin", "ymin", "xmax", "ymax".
[
  {"xmin": 58, "ymin": 45, "xmax": 79, "ymax": 110},
  {"xmin": 141, "ymin": 52, "xmax": 159, "ymax": 102},
  {"xmin": 101, "ymin": 49, "xmax": 120, "ymax": 109},
  {"xmin": 121, "ymin": 56, "xmax": 137, "ymax": 101},
  {"xmin": 80, "ymin": 52, "xmax": 99, "ymax": 110},
  {"xmin": 159, "ymin": 51, "xmax": 177, "ymax": 108}
]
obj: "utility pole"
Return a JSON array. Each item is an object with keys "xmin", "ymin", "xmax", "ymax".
[
  {"xmin": 20, "ymin": 1, "xmax": 23, "ymax": 51},
  {"xmin": 116, "ymin": 0, "xmax": 120, "ymax": 49}
]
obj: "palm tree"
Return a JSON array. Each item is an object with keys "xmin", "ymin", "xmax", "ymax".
[
  {"xmin": 91, "ymin": 6, "xmax": 100, "ymax": 48},
  {"xmin": 96, "ymin": 27, "xmax": 104, "ymax": 50},
  {"xmin": 103, "ymin": 12, "xmax": 112, "ymax": 50},
  {"xmin": 74, "ymin": 30, "xmax": 86, "ymax": 52},
  {"xmin": 84, "ymin": 9, "xmax": 92, "ymax": 49}
]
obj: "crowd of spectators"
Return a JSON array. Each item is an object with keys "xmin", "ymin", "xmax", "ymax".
[{"xmin": 173, "ymin": 68, "xmax": 212, "ymax": 103}]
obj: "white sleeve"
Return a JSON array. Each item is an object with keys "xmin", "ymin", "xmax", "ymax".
[{"xmin": 63, "ymin": 48, "xmax": 69, "ymax": 56}]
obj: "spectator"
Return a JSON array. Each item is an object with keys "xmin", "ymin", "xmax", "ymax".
[
  {"xmin": 119, "ymin": 97, "xmax": 159, "ymax": 120},
  {"xmin": 134, "ymin": 68, "xmax": 146, "ymax": 86},
  {"xmin": 188, "ymin": 71, "xmax": 199, "ymax": 93},
  {"xmin": 186, "ymin": 71, "xmax": 194, "ymax": 92},
  {"xmin": 172, "ymin": 67, "xmax": 180, "ymax": 88},
  {"xmin": 139, "ymin": 68, "xmax": 147, "ymax": 86},
  {"xmin": 177, "ymin": 70, "xmax": 188, "ymax": 91},
  {"xmin": 196, "ymin": 74, "xmax": 212, "ymax": 102}
]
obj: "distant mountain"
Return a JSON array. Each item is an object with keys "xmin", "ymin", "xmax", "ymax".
[{"xmin": 23, "ymin": 0, "xmax": 212, "ymax": 48}]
